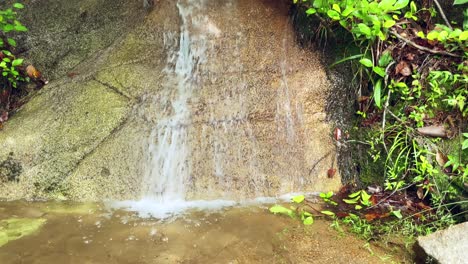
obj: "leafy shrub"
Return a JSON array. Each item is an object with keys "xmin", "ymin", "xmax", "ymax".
[{"xmin": 0, "ymin": 3, "xmax": 28, "ymax": 89}]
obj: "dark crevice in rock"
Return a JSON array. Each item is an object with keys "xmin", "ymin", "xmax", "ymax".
[{"xmin": 92, "ymin": 78, "xmax": 133, "ymax": 101}]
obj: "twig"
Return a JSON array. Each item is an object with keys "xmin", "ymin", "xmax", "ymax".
[
  {"xmin": 390, "ymin": 30, "xmax": 460, "ymax": 58},
  {"xmin": 433, "ymin": 0, "xmax": 453, "ymax": 30},
  {"xmin": 388, "ymin": 110, "xmax": 405, "ymax": 124}
]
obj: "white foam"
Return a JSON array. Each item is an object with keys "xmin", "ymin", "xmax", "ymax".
[
  {"xmin": 110, "ymin": 192, "xmax": 320, "ymax": 219},
  {"xmin": 110, "ymin": 198, "xmax": 237, "ymax": 219}
]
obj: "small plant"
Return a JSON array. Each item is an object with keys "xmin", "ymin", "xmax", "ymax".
[
  {"xmin": 343, "ymin": 190, "xmax": 372, "ymax": 210},
  {"xmin": 0, "ymin": 3, "xmax": 28, "ymax": 89},
  {"xmin": 269, "ymin": 195, "xmax": 314, "ymax": 225},
  {"xmin": 319, "ymin": 191, "xmax": 337, "ymax": 205}
]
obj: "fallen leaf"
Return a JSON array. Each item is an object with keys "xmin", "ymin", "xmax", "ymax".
[
  {"xmin": 327, "ymin": 168, "xmax": 336, "ymax": 178},
  {"xmin": 395, "ymin": 61, "xmax": 412, "ymax": 76},
  {"xmin": 417, "ymin": 187, "xmax": 425, "ymax": 200},
  {"xmin": 417, "ymin": 126, "xmax": 447, "ymax": 138},
  {"xmin": 336, "ymin": 212, "xmax": 350, "ymax": 218},
  {"xmin": 436, "ymin": 151, "xmax": 448, "ymax": 168},
  {"xmin": 358, "ymin": 96, "xmax": 370, "ymax": 103},
  {"xmin": 333, "ymin": 127, "xmax": 342, "ymax": 141},
  {"xmin": 405, "ymin": 53, "xmax": 416, "ymax": 61},
  {"xmin": 26, "ymin": 65, "xmax": 42, "ymax": 79}
]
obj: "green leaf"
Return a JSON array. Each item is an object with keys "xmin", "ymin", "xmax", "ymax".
[
  {"xmin": 427, "ymin": 31, "xmax": 439, "ymax": 40},
  {"xmin": 410, "ymin": 1, "xmax": 417, "ymax": 13},
  {"xmin": 357, "ymin": 23, "xmax": 372, "ymax": 36},
  {"xmin": 383, "ymin": 20, "xmax": 395, "ymax": 28},
  {"xmin": 341, "ymin": 6, "xmax": 355, "ymax": 17},
  {"xmin": 378, "ymin": 0, "xmax": 397, "ymax": 10},
  {"xmin": 7, "ymin": 38, "xmax": 16, "ymax": 47},
  {"xmin": 355, "ymin": 205, "xmax": 363, "ymax": 210},
  {"xmin": 416, "ymin": 31, "xmax": 425, "ymax": 38},
  {"xmin": 453, "ymin": 0, "xmax": 468, "ymax": 5},
  {"xmin": 303, "ymin": 216, "xmax": 314, "ymax": 225},
  {"xmin": 360, "ymin": 190, "xmax": 372, "ymax": 202},
  {"xmin": 306, "ymin": 8, "xmax": 316, "ymax": 15},
  {"xmin": 462, "ymin": 140, "xmax": 468, "ymax": 150},
  {"xmin": 460, "ymin": 31, "xmax": 468, "ymax": 41},
  {"xmin": 378, "ymin": 51, "xmax": 393, "ymax": 67},
  {"xmin": 391, "ymin": 210, "xmax": 403, "ymax": 219},
  {"xmin": 14, "ymin": 25, "xmax": 28, "ymax": 32},
  {"xmin": 321, "ymin": 211, "xmax": 335, "ymax": 216},
  {"xmin": 437, "ymin": 30, "xmax": 448, "ymax": 41},
  {"xmin": 3, "ymin": 24, "xmax": 14, "ymax": 32},
  {"xmin": 343, "ymin": 198, "xmax": 359, "ymax": 204},
  {"xmin": 13, "ymin": 3, "xmax": 24, "ymax": 9},
  {"xmin": 292, "ymin": 195, "xmax": 305, "ymax": 204},
  {"xmin": 12, "ymin": 58, "xmax": 23, "ymax": 67},
  {"xmin": 359, "ymin": 58, "xmax": 373, "ymax": 68},
  {"xmin": 269, "ymin": 205, "xmax": 294, "ymax": 218},
  {"xmin": 330, "ymin": 54, "xmax": 364, "ymax": 68},
  {"xmin": 374, "ymin": 80, "xmax": 382, "ymax": 109},
  {"xmin": 448, "ymin": 29, "xmax": 462, "ymax": 39},
  {"xmin": 332, "ymin": 4, "xmax": 341, "ymax": 13},
  {"xmin": 327, "ymin": 10, "xmax": 340, "ymax": 20},
  {"xmin": 373, "ymin": 67, "xmax": 386, "ymax": 77},
  {"xmin": 348, "ymin": 191, "xmax": 362, "ymax": 198},
  {"xmin": 394, "ymin": 0, "xmax": 410, "ymax": 9}
]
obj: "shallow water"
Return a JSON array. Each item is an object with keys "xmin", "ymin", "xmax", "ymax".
[{"xmin": 0, "ymin": 201, "xmax": 411, "ymax": 263}]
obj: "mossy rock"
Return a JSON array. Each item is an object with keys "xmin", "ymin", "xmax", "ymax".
[{"xmin": 0, "ymin": 218, "xmax": 46, "ymax": 247}]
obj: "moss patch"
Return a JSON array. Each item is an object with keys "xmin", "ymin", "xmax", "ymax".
[{"xmin": 0, "ymin": 218, "xmax": 46, "ymax": 247}]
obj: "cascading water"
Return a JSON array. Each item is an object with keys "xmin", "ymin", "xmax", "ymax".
[
  {"xmin": 113, "ymin": 0, "xmax": 339, "ymax": 218},
  {"xmin": 142, "ymin": 1, "xmax": 200, "ymax": 204}
]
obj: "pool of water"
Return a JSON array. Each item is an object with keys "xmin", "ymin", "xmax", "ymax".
[{"xmin": 0, "ymin": 201, "xmax": 411, "ymax": 263}]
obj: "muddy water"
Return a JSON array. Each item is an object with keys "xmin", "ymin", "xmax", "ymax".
[{"xmin": 0, "ymin": 201, "xmax": 410, "ymax": 263}]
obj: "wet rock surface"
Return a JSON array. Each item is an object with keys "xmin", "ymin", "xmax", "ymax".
[
  {"xmin": 416, "ymin": 222, "xmax": 468, "ymax": 264},
  {"xmin": 0, "ymin": 0, "xmax": 341, "ymax": 200}
]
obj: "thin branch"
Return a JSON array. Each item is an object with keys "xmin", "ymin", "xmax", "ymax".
[
  {"xmin": 433, "ymin": 0, "xmax": 453, "ymax": 30},
  {"xmin": 390, "ymin": 30, "xmax": 460, "ymax": 58}
]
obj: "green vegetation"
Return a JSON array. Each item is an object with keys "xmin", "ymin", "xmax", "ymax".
[
  {"xmin": 0, "ymin": 218, "xmax": 46, "ymax": 247},
  {"xmin": 271, "ymin": 0, "xmax": 467, "ymax": 243},
  {"xmin": 270, "ymin": 195, "xmax": 315, "ymax": 225},
  {"xmin": 0, "ymin": 2, "xmax": 28, "ymax": 89}
]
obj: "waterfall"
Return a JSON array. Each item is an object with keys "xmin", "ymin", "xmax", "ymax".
[
  {"xmin": 111, "ymin": 0, "xmax": 338, "ymax": 218},
  {"xmin": 141, "ymin": 0, "xmax": 202, "ymax": 203}
]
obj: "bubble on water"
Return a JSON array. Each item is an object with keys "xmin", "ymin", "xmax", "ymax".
[
  {"xmin": 161, "ymin": 236, "xmax": 169, "ymax": 243},
  {"xmin": 126, "ymin": 235, "xmax": 137, "ymax": 241},
  {"xmin": 149, "ymin": 228, "xmax": 158, "ymax": 236}
]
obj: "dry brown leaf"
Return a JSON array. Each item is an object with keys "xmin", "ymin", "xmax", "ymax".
[
  {"xmin": 26, "ymin": 65, "xmax": 42, "ymax": 79},
  {"xmin": 395, "ymin": 61, "xmax": 412, "ymax": 76},
  {"xmin": 436, "ymin": 151, "xmax": 448, "ymax": 168}
]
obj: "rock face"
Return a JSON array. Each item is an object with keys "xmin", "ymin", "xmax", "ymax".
[
  {"xmin": 416, "ymin": 222, "xmax": 468, "ymax": 264},
  {"xmin": 0, "ymin": 0, "xmax": 341, "ymax": 200}
]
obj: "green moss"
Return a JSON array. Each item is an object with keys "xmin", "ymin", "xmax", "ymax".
[
  {"xmin": 0, "ymin": 218, "xmax": 46, "ymax": 247},
  {"xmin": 43, "ymin": 203, "xmax": 97, "ymax": 215}
]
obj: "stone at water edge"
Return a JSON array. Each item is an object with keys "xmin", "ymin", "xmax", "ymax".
[{"xmin": 415, "ymin": 222, "xmax": 468, "ymax": 264}]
